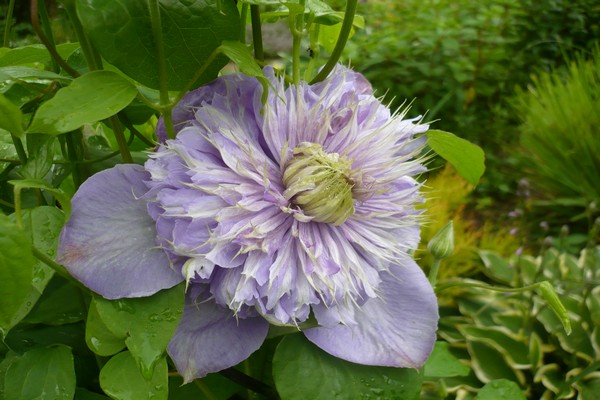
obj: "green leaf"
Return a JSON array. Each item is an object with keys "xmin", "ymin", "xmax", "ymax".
[
  {"xmin": 273, "ymin": 333, "xmax": 423, "ymax": 400},
  {"xmin": 0, "ymin": 214, "xmax": 35, "ymax": 338},
  {"xmin": 478, "ymin": 250, "xmax": 514, "ymax": 284},
  {"xmin": 475, "ymin": 379, "xmax": 526, "ymax": 400},
  {"xmin": 0, "ymin": 128, "xmax": 17, "ymax": 172},
  {"xmin": 0, "ymin": 43, "xmax": 80, "ymax": 67},
  {"xmin": 537, "ymin": 281, "xmax": 571, "ymax": 335},
  {"xmin": 0, "ymin": 66, "xmax": 72, "ymax": 83},
  {"xmin": 4, "ymin": 345, "xmax": 76, "ymax": 400},
  {"xmin": 218, "ymin": 41, "xmax": 267, "ymax": 85},
  {"xmin": 74, "ymin": 387, "xmax": 111, "ymax": 400},
  {"xmin": 23, "ymin": 277, "xmax": 85, "ymax": 325},
  {"xmin": 3, "ymin": 207, "xmax": 64, "ymax": 333},
  {"xmin": 426, "ymin": 129, "xmax": 485, "ymax": 185},
  {"xmin": 93, "ymin": 284, "xmax": 184, "ymax": 379},
  {"xmin": 423, "ymin": 341, "xmax": 470, "ymax": 378},
  {"xmin": 85, "ymin": 300, "xmax": 126, "ymax": 357},
  {"xmin": 100, "ymin": 352, "xmax": 168, "ymax": 400},
  {"xmin": 466, "ymin": 340, "xmax": 525, "ymax": 385},
  {"xmin": 0, "ymin": 94, "xmax": 24, "ymax": 138},
  {"xmin": 22, "ymin": 134, "xmax": 56, "ymax": 179},
  {"xmin": 27, "ymin": 70, "xmax": 137, "ymax": 135},
  {"xmin": 76, "ymin": 0, "xmax": 240, "ymax": 91},
  {"xmin": 9, "ymin": 179, "xmax": 72, "ymax": 220}
]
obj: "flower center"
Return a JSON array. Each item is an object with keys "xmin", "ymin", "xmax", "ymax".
[{"xmin": 282, "ymin": 142, "xmax": 354, "ymax": 225}]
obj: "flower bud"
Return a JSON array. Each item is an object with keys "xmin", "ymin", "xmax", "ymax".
[
  {"xmin": 283, "ymin": 142, "xmax": 355, "ymax": 225},
  {"xmin": 427, "ymin": 221, "xmax": 454, "ymax": 259}
]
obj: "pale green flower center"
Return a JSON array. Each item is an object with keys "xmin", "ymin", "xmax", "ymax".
[{"xmin": 282, "ymin": 142, "xmax": 354, "ymax": 225}]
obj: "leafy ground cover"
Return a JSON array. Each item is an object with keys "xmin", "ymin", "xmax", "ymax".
[{"xmin": 0, "ymin": 0, "xmax": 598, "ymax": 399}]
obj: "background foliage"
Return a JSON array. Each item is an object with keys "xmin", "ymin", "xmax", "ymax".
[{"xmin": 0, "ymin": 0, "xmax": 598, "ymax": 399}]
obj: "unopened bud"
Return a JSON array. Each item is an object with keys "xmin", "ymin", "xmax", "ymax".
[
  {"xmin": 428, "ymin": 221, "xmax": 454, "ymax": 259},
  {"xmin": 538, "ymin": 281, "xmax": 571, "ymax": 335}
]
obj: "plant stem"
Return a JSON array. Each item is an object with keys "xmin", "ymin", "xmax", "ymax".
[
  {"xmin": 290, "ymin": 0, "xmax": 305, "ymax": 86},
  {"xmin": 219, "ymin": 368, "xmax": 279, "ymax": 399},
  {"xmin": 10, "ymin": 134, "xmax": 28, "ymax": 165},
  {"xmin": 31, "ymin": 246, "xmax": 86, "ymax": 288},
  {"xmin": 109, "ymin": 116, "xmax": 134, "ymax": 163},
  {"xmin": 310, "ymin": 0, "xmax": 357, "ymax": 84},
  {"xmin": 65, "ymin": 131, "xmax": 84, "ymax": 188},
  {"xmin": 428, "ymin": 258, "xmax": 441, "ymax": 288},
  {"xmin": 30, "ymin": 0, "xmax": 80, "ymax": 77},
  {"xmin": 250, "ymin": 5, "xmax": 264, "ymax": 62},
  {"xmin": 62, "ymin": 0, "xmax": 102, "ymax": 71},
  {"xmin": 3, "ymin": 0, "xmax": 16, "ymax": 47},
  {"xmin": 436, "ymin": 279, "xmax": 542, "ymax": 294},
  {"xmin": 148, "ymin": 0, "xmax": 175, "ymax": 139}
]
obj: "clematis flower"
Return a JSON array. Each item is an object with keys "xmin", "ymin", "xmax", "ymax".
[{"xmin": 57, "ymin": 66, "xmax": 438, "ymax": 382}]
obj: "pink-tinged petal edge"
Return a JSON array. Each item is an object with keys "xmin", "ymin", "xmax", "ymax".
[
  {"xmin": 57, "ymin": 164, "xmax": 183, "ymax": 299},
  {"xmin": 303, "ymin": 259, "xmax": 438, "ymax": 368},
  {"xmin": 168, "ymin": 291, "xmax": 269, "ymax": 382}
]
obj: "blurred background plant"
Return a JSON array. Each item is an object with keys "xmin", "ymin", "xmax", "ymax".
[{"xmin": 2, "ymin": 0, "xmax": 599, "ymax": 398}]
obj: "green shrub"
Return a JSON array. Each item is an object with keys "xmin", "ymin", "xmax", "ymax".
[{"xmin": 513, "ymin": 48, "xmax": 600, "ymax": 215}]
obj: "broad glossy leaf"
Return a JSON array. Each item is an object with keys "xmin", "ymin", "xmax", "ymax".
[
  {"xmin": 4, "ymin": 322, "xmax": 88, "ymax": 355},
  {"xmin": 467, "ymin": 340, "xmax": 525, "ymax": 385},
  {"xmin": 94, "ymin": 284, "xmax": 184, "ymax": 379},
  {"xmin": 100, "ymin": 352, "xmax": 168, "ymax": 400},
  {"xmin": 426, "ymin": 129, "xmax": 485, "ymax": 185},
  {"xmin": 0, "ymin": 214, "xmax": 35, "ymax": 337},
  {"xmin": 22, "ymin": 134, "xmax": 56, "ymax": 179},
  {"xmin": 27, "ymin": 70, "xmax": 137, "ymax": 135},
  {"xmin": 85, "ymin": 300, "xmax": 126, "ymax": 356},
  {"xmin": 24, "ymin": 277, "xmax": 85, "ymax": 325},
  {"xmin": 0, "ymin": 66, "xmax": 72, "ymax": 83},
  {"xmin": 76, "ymin": 0, "xmax": 240, "ymax": 90},
  {"xmin": 423, "ymin": 341, "xmax": 470, "ymax": 378},
  {"xmin": 3, "ymin": 207, "xmax": 63, "ymax": 333},
  {"xmin": 9, "ymin": 179, "xmax": 72, "ymax": 220},
  {"xmin": 475, "ymin": 379, "xmax": 526, "ymax": 400},
  {"xmin": 478, "ymin": 250, "xmax": 514, "ymax": 284},
  {"xmin": 4, "ymin": 345, "xmax": 76, "ymax": 400},
  {"xmin": 0, "ymin": 128, "xmax": 17, "ymax": 172},
  {"xmin": 460, "ymin": 325, "xmax": 530, "ymax": 368},
  {"xmin": 0, "ymin": 94, "xmax": 24, "ymax": 138},
  {"xmin": 0, "ymin": 43, "xmax": 80, "ymax": 67},
  {"xmin": 273, "ymin": 333, "xmax": 423, "ymax": 400}
]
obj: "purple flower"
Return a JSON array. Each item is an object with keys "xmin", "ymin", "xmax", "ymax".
[{"xmin": 57, "ymin": 66, "xmax": 438, "ymax": 382}]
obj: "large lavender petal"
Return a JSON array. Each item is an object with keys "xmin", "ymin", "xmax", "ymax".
[
  {"xmin": 303, "ymin": 259, "xmax": 438, "ymax": 368},
  {"xmin": 57, "ymin": 164, "xmax": 183, "ymax": 299},
  {"xmin": 168, "ymin": 286, "xmax": 269, "ymax": 382}
]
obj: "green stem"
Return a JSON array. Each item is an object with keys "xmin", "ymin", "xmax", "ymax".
[
  {"xmin": 3, "ymin": 0, "xmax": 16, "ymax": 47},
  {"xmin": 436, "ymin": 280, "xmax": 542, "ymax": 294},
  {"xmin": 148, "ymin": 0, "xmax": 174, "ymax": 138},
  {"xmin": 10, "ymin": 134, "xmax": 28, "ymax": 165},
  {"xmin": 219, "ymin": 368, "xmax": 279, "ymax": 399},
  {"xmin": 118, "ymin": 113, "xmax": 156, "ymax": 147},
  {"xmin": 239, "ymin": 3, "xmax": 248, "ymax": 43},
  {"xmin": 65, "ymin": 131, "xmax": 84, "ymax": 188},
  {"xmin": 428, "ymin": 258, "xmax": 441, "ymax": 288},
  {"xmin": 109, "ymin": 116, "xmax": 133, "ymax": 163},
  {"xmin": 62, "ymin": 0, "xmax": 102, "ymax": 71},
  {"xmin": 309, "ymin": 0, "xmax": 357, "ymax": 84},
  {"xmin": 30, "ymin": 0, "xmax": 80, "ymax": 77},
  {"xmin": 290, "ymin": 1, "xmax": 305, "ymax": 86},
  {"xmin": 250, "ymin": 5, "xmax": 264, "ymax": 62},
  {"xmin": 192, "ymin": 380, "xmax": 219, "ymax": 400},
  {"xmin": 37, "ymin": 0, "xmax": 59, "ymax": 72},
  {"xmin": 32, "ymin": 246, "xmax": 86, "ymax": 288}
]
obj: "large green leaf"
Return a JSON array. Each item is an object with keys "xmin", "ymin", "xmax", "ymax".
[
  {"xmin": 0, "ymin": 214, "xmax": 35, "ymax": 338},
  {"xmin": 93, "ymin": 284, "xmax": 184, "ymax": 379},
  {"xmin": 423, "ymin": 341, "xmax": 470, "ymax": 378},
  {"xmin": 27, "ymin": 70, "xmax": 137, "ymax": 135},
  {"xmin": 426, "ymin": 129, "xmax": 485, "ymax": 185},
  {"xmin": 0, "ymin": 94, "xmax": 24, "ymax": 138},
  {"xmin": 0, "ymin": 43, "xmax": 80, "ymax": 67},
  {"xmin": 99, "ymin": 352, "xmax": 168, "ymax": 400},
  {"xmin": 76, "ymin": 0, "xmax": 240, "ymax": 90},
  {"xmin": 475, "ymin": 379, "xmax": 526, "ymax": 400},
  {"xmin": 273, "ymin": 333, "xmax": 423, "ymax": 400},
  {"xmin": 85, "ymin": 300, "xmax": 126, "ymax": 357},
  {"xmin": 3, "ymin": 207, "xmax": 64, "ymax": 333},
  {"xmin": 3, "ymin": 345, "xmax": 76, "ymax": 400}
]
